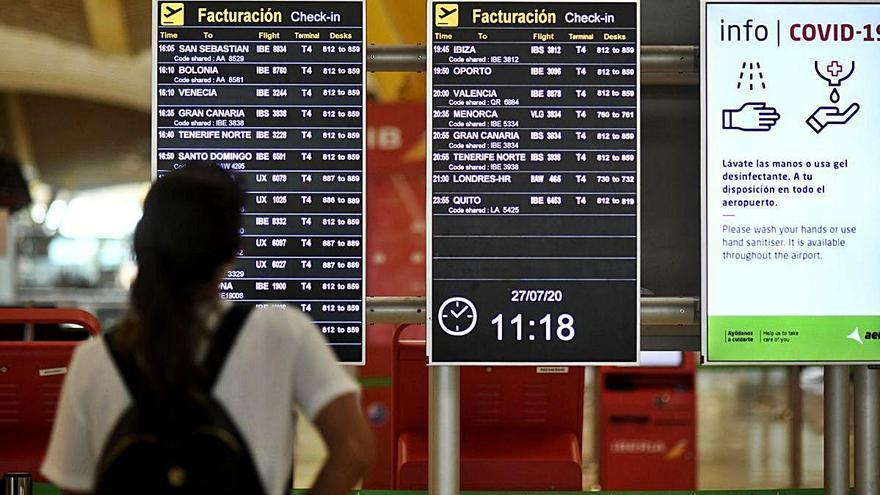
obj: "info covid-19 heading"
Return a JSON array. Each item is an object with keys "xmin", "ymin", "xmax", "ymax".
[{"xmin": 719, "ymin": 18, "xmax": 880, "ymax": 43}]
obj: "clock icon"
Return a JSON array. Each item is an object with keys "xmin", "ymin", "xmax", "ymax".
[{"xmin": 437, "ymin": 297, "xmax": 478, "ymax": 337}]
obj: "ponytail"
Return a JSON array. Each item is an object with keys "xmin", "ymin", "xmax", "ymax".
[
  {"xmin": 119, "ymin": 164, "xmax": 242, "ymax": 393},
  {"xmin": 124, "ymin": 251, "xmax": 205, "ymax": 390}
]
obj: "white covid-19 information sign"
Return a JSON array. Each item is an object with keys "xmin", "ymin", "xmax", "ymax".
[{"xmin": 702, "ymin": 1, "xmax": 880, "ymax": 364}]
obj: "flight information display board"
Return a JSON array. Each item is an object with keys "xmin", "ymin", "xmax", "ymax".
[
  {"xmin": 702, "ymin": 1, "xmax": 880, "ymax": 364},
  {"xmin": 153, "ymin": 0, "xmax": 366, "ymax": 363},
  {"xmin": 428, "ymin": 0, "xmax": 640, "ymax": 365}
]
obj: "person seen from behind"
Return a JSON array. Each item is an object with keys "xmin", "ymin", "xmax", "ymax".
[{"xmin": 41, "ymin": 164, "xmax": 374, "ymax": 495}]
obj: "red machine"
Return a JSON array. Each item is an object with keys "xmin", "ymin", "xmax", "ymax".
[
  {"xmin": 0, "ymin": 308, "xmax": 101, "ymax": 480},
  {"xmin": 598, "ymin": 351, "xmax": 697, "ymax": 490},
  {"xmin": 392, "ymin": 326, "xmax": 584, "ymax": 490}
]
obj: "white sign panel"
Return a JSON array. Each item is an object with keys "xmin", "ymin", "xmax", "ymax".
[{"xmin": 702, "ymin": 1, "xmax": 880, "ymax": 363}]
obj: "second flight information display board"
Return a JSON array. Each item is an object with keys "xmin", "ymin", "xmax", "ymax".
[
  {"xmin": 428, "ymin": 0, "xmax": 640, "ymax": 365},
  {"xmin": 153, "ymin": 0, "xmax": 366, "ymax": 363}
]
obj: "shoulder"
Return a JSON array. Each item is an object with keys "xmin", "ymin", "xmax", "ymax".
[
  {"xmin": 237, "ymin": 304, "xmax": 326, "ymax": 351},
  {"xmin": 60, "ymin": 336, "xmax": 130, "ymax": 424},
  {"xmin": 243, "ymin": 304, "xmax": 317, "ymax": 335},
  {"xmin": 250, "ymin": 303, "xmax": 314, "ymax": 328},
  {"xmin": 65, "ymin": 336, "xmax": 128, "ymax": 402},
  {"xmin": 68, "ymin": 337, "xmax": 115, "ymax": 381},
  {"xmin": 72, "ymin": 335, "xmax": 105, "ymax": 358}
]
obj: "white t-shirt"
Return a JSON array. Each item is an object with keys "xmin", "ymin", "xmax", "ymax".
[{"xmin": 40, "ymin": 304, "xmax": 359, "ymax": 495}]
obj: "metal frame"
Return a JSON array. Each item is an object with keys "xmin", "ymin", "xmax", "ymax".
[{"xmin": 366, "ymin": 44, "xmax": 698, "ymax": 85}]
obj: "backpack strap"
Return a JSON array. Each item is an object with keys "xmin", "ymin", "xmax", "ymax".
[
  {"xmin": 201, "ymin": 304, "xmax": 254, "ymax": 392},
  {"xmin": 104, "ymin": 328, "xmax": 153, "ymax": 410},
  {"xmin": 104, "ymin": 305, "xmax": 254, "ymax": 405}
]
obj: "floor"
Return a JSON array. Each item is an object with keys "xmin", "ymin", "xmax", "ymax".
[{"xmin": 292, "ymin": 366, "xmax": 828, "ymax": 490}]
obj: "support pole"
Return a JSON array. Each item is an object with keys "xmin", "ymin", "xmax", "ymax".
[
  {"xmin": 855, "ymin": 366, "xmax": 879, "ymax": 495},
  {"xmin": 825, "ymin": 365, "xmax": 850, "ymax": 495},
  {"xmin": 788, "ymin": 366, "xmax": 803, "ymax": 488},
  {"xmin": 429, "ymin": 365, "xmax": 459, "ymax": 495}
]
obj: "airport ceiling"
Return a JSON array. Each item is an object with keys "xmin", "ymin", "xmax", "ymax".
[{"xmin": 0, "ymin": 0, "xmax": 425, "ymax": 191}]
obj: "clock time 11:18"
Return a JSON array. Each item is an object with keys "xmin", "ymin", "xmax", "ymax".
[{"xmin": 492, "ymin": 313, "xmax": 575, "ymax": 342}]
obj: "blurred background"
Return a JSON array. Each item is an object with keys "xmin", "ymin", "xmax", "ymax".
[{"xmin": 0, "ymin": 0, "xmax": 836, "ymax": 490}]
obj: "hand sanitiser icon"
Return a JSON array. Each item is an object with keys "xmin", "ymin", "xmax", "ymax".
[
  {"xmin": 815, "ymin": 60, "xmax": 855, "ymax": 103},
  {"xmin": 806, "ymin": 60, "xmax": 860, "ymax": 133}
]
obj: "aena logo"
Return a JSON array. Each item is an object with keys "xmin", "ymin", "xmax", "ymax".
[{"xmin": 847, "ymin": 328, "xmax": 880, "ymax": 344}]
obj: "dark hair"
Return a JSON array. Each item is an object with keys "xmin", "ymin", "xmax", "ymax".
[
  {"xmin": 121, "ymin": 164, "xmax": 242, "ymax": 391},
  {"xmin": 0, "ymin": 154, "xmax": 31, "ymax": 213}
]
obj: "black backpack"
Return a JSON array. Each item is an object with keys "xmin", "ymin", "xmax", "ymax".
[{"xmin": 95, "ymin": 305, "xmax": 266, "ymax": 495}]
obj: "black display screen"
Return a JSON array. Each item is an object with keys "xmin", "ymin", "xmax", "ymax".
[
  {"xmin": 428, "ymin": 0, "xmax": 639, "ymax": 364},
  {"xmin": 153, "ymin": 0, "xmax": 365, "ymax": 363}
]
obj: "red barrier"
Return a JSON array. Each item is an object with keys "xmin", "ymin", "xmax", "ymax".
[
  {"xmin": 0, "ymin": 309, "xmax": 100, "ymax": 338},
  {"xmin": 0, "ymin": 308, "xmax": 100, "ymax": 480}
]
